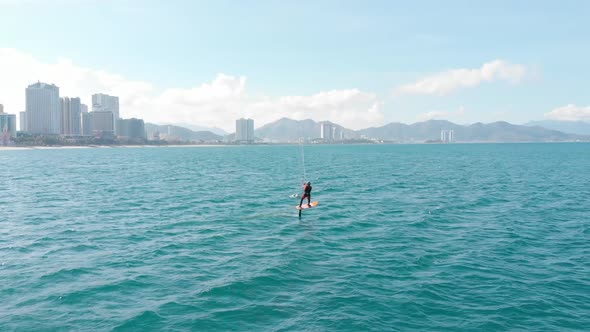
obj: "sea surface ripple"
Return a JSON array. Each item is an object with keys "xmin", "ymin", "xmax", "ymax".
[{"xmin": 1, "ymin": 144, "xmax": 589, "ymax": 331}]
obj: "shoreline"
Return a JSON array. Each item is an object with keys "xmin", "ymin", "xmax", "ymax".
[
  {"xmin": 1, "ymin": 141, "xmax": 588, "ymax": 151},
  {"xmin": 0, "ymin": 144, "xmax": 228, "ymax": 151}
]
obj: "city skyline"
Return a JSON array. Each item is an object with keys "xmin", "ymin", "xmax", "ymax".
[
  {"xmin": 1, "ymin": 1, "xmax": 590, "ymax": 132},
  {"xmin": 6, "ymin": 80, "xmax": 147, "ymax": 143},
  {"xmin": 5, "ymin": 79, "xmax": 590, "ymax": 140},
  {"xmin": 3, "ymin": 79, "xmax": 590, "ymax": 145}
]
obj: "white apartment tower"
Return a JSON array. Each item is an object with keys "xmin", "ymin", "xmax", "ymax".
[
  {"xmin": 25, "ymin": 82, "xmax": 61, "ymax": 134},
  {"xmin": 92, "ymin": 93, "xmax": 119, "ymax": 133},
  {"xmin": 80, "ymin": 103, "xmax": 91, "ymax": 136},
  {"xmin": 61, "ymin": 97, "xmax": 82, "ymax": 136},
  {"xmin": 441, "ymin": 129, "xmax": 455, "ymax": 143},
  {"xmin": 321, "ymin": 122, "xmax": 341, "ymax": 141},
  {"xmin": 235, "ymin": 118, "xmax": 254, "ymax": 142},
  {"xmin": 92, "ymin": 93, "xmax": 119, "ymax": 118}
]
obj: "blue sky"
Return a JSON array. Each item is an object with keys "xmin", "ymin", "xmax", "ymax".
[{"xmin": 1, "ymin": 0, "xmax": 589, "ymax": 129}]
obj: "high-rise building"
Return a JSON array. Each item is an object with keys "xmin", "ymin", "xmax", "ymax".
[
  {"xmin": 19, "ymin": 111, "xmax": 27, "ymax": 132},
  {"xmin": 80, "ymin": 104, "xmax": 91, "ymax": 136},
  {"xmin": 117, "ymin": 119, "xmax": 128, "ymax": 137},
  {"xmin": 81, "ymin": 111, "xmax": 93, "ymax": 136},
  {"xmin": 0, "ymin": 104, "xmax": 3, "ymax": 113},
  {"xmin": 91, "ymin": 111, "xmax": 115, "ymax": 138},
  {"xmin": 321, "ymin": 122, "xmax": 337, "ymax": 142},
  {"xmin": 60, "ymin": 97, "xmax": 82, "ymax": 136},
  {"xmin": 332, "ymin": 126, "xmax": 344, "ymax": 141},
  {"xmin": 25, "ymin": 82, "xmax": 61, "ymax": 134},
  {"xmin": 117, "ymin": 118, "xmax": 146, "ymax": 141},
  {"xmin": 0, "ymin": 107, "xmax": 17, "ymax": 144},
  {"xmin": 441, "ymin": 130, "xmax": 448, "ymax": 142},
  {"xmin": 92, "ymin": 93, "xmax": 119, "ymax": 133},
  {"xmin": 92, "ymin": 93, "xmax": 119, "ymax": 118},
  {"xmin": 440, "ymin": 129, "xmax": 454, "ymax": 143},
  {"xmin": 128, "ymin": 119, "xmax": 146, "ymax": 140},
  {"xmin": 235, "ymin": 118, "xmax": 254, "ymax": 142}
]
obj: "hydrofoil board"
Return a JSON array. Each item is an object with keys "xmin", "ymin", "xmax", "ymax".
[{"xmin": 296, "ymin": 201, "xmax": 319, "ymax": 210}]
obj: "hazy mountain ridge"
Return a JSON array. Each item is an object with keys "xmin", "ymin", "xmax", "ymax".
[
  {"xmin": 169, "ymin": 123, "xmax": 228, "ymax": 136},
  {"xmin": 256, "ymin": 118, "xmax": 588, "ymax": 142},
  {"xmin": 525, "ymin": 120, "xmax": 590, "ymax": 135},
  {"xmin": 145, "ymin": 123, "xmax": 223, "ymax": 141},
  {"xmin": 145, "ymin": 119, "xmax": 589, "ymax": 143},
  {"xmin": 358, "ymin": 120, "xmax": 463, "ymax": 142},
  {"xmin": 460, "ymin": 121, "xmax": 579, "ymax": 142},
  {"xmin": 254, "ymin": 118, "xmax": 356, "ymax": 141}
]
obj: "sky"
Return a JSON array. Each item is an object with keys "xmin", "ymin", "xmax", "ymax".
[{"xmin": 1, "ymin": 0, "xmax": 589, "ymax": 132}]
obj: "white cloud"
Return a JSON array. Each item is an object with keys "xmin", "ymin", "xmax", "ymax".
[
  {"xmin": 396, "ymin": 60, "xmax": 528, "ymax": 96},
  {"xmin": 0, "ymin": 48, "xmax": 154, "ymax": 110},
  {"xmin": 255, "ymin": 89, "xmax": 384, "ymax": 129},
  {"xmin": 545, "ymin": 104, "xmax": 590, "ymax": 121},
  {"xmin": 0, "ymin": 48, "xmax": 384, "ymax": 131}
]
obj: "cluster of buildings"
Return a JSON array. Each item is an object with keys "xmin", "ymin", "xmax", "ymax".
[
  {"xmin": 440, "ymin": 129, "xmax": 455, "ymax": 143},
  {"xmin": 234, "ymin": 118, "xmax": 348, "ymax": 144},
  {"xmin": 320, "ymin": 121, "xmax": 344, "ymax": 142},
  {"xmin": 0, "ymin": 81, "xmax": 147, "ymax": 145},
  {"xmin": 235, "ymin": 118, "xmax": 254, "ymax": 143},
  {"xmin": 233, "ymin": 118, "xmax": 349, "ymax": 144}
]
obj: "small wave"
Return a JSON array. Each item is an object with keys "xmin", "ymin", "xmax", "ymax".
[
  {"xmin": 60, "ymin": 278, "xmax": 149, "ymax": 306},
  {"xmin": 40, "ymin": 267, "xmax": 95, "ymax": 282},
  {"xmin": 112, "ymin": 310, "xmax": 165, "ymax": 331}
]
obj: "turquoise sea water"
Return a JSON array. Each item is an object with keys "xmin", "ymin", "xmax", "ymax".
[{"xmin": 1, "ymin": 144, "xmax": 589, "ymax": 331}]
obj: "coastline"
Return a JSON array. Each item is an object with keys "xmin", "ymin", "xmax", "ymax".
[
  {"xmin": 0, "ymin": 144, "xmax": 227, "ymax": 151},
  {"xmin": 1, "ymin": 141, "xmax": 587, "ymax": 151}
]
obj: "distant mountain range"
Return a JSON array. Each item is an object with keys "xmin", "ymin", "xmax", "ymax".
[
  {"xmin": 145, "ymin": 123, "xmax": 223, "ymax": 142},
  {"xmin": 525, "ymin": 120, "xmax": 590, "ymax": 135},
  {"xmin": 146, "ymin": 119, "xmax": 590, "ymax": 143},
  {"xmin": 357, "ymin": 120, "xmax": 586, "ymax": 142},
  {"xmin": 254, "ymin": 119, "xmax": 589, "ymax": 143},
  {"xmin": 168, "ymin": 123, "xmax": 227, "ymax": 136},
  {"xmin": 254, "ymin": 118, "xmax": 355, "ymax": 141}
]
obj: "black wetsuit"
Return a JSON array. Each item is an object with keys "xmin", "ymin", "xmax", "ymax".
[{"xmin": 299, "ymin": 184, "xmax": 312, "ymax": 207}]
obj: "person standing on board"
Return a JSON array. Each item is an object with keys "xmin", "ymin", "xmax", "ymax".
[{"xmin": 299, "ymin": 182, "xmax": 312, "ymax": 208}]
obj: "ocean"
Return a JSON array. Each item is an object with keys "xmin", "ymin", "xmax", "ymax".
[{"xmin": 1, "ymin": 143, "xmax": 589, "ymax": 331}]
